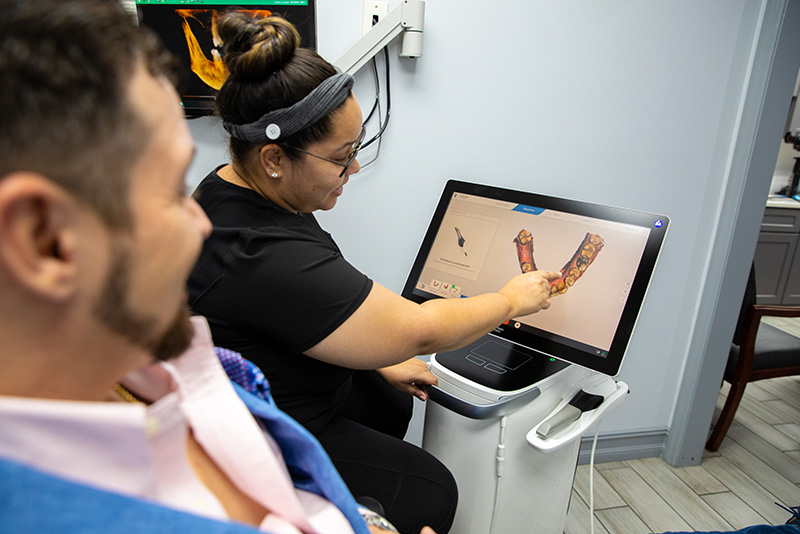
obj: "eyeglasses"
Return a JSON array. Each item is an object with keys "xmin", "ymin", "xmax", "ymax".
[{"xmin": 291, "ymin": 126, "xmax": 367, "ymax": 178}]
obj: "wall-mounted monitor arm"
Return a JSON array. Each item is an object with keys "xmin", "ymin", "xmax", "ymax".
[{"xmin": 333, "ymin": 0, "xmax": 425, "ymax": 76}]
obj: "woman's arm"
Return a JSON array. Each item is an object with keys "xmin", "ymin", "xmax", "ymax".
[{"xmin": 305, "ymin": 270, "xmax": 560, "ymax": 369}]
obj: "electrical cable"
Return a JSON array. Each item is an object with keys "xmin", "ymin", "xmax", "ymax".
[
  {"xmin": 489, "ymin": 415, "xmax": 508, "ymax": 534},
  {"xmin": 588, "ymin": 419, "xmax": 602, "ymax": 534},
  {"xmin": 362, "ymin": 56, "xmax": 381, "ymax": 125},
  {"xmin": 362, "ymin": 47, "xmax": 391, "ymax": 149},
  {"xmin": 349, "ymin": 30, "xmax": 392, "ymax": 171},
  {"xmin": 360, "ymin": 47, "xmax": 391, "ymax": 169},
  {"xmin": 358, "ymin": 53, "xmax": 384, "ymax": 170}
]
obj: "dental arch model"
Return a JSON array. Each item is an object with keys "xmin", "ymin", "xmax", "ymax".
[{"xmin": 514, "ymin": 230, "xmax": 604, "ymax": 297}]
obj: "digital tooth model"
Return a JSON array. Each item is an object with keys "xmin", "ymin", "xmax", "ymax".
[
  {"xmin": 513, "ymin": 229, "xmax": 536, "ymax": 272},
  {"xmin": 549, "ymin": 233, "xmax": 604, "ymax": 297},
  {"xmin": 514, "ymin": 230, "xmax": 604, "ymax": 297}
]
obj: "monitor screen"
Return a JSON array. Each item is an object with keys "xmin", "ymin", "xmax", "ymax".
[
  {"xmin": 401, "ymin": 180, "xmax": 669, "ymax": 376},
  {"xmin": 136, "ymin": 0, "xmax": 316, "ymax": 117}
]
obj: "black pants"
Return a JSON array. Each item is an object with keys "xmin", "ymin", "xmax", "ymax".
[{"xmin": 314, "ymin": 370, "xmax": 458, "ymax": 534}]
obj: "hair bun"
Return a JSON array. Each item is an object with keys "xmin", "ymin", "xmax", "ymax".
[{"xmin": 218, "ymin": 13, "xmax": 301, "ymax": 81}]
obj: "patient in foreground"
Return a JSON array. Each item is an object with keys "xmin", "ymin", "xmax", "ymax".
[{"xmin": 0, "ymin": 1, "xmax": 433, "ymax": 532}]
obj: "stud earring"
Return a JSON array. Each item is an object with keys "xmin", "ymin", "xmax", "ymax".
[{"xmin": 270, "ymin": 170, "xmax": 279, "ymax": 178}]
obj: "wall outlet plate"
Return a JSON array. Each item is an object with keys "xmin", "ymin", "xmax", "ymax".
[{"xmin": 362, "ymin": 0, "xmax": 389, "ymax": 36}]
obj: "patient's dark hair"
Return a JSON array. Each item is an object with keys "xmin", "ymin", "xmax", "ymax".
[
  {"xmin": 216, "ymin": 12, "xmax": 341, "ymax": 163},
  {"xmin": 0, "ymin": 0, "xmax": 175, "ymax": 229}
]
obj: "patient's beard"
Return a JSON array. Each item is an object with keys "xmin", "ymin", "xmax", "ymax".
[{"xmin": 92, "ymin": 243, "xmax": 194, "ymax": 362}]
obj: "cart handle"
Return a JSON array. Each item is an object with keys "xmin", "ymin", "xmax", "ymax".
[{"xmin": 426, "ymin": 384, "xmax": 541, "ymax": 420}]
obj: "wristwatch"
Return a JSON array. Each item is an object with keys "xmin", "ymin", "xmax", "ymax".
[{"xmin": 358, "ymin": 507, "xmax": 399, "ymax": 533}]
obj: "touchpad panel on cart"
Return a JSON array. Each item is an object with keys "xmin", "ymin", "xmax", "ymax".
[{"xmin": 436, "ymin": 336, "xmax": 569, "ymax": 392}]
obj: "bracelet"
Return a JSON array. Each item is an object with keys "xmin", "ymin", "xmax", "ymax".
[{"xmin": 358, "ymin": 507, "xmax": 399, "ymax": 533}]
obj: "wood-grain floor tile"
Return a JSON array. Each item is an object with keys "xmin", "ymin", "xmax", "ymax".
[
  {"xmin": 723, "ymin": 424, "xmax": 800, "ymax": 486},
  {"xmin": 700, "ymin": 455, "xmax": 789, "ymax": 524},
  {"xmin": 595, "ymin": 461, "xmax": 631, "ymax": 471},
  {"xmin": 726, "ymin": 404, "xmax": 800, "ymax": 452},
  {"xmin": 599, "ymin": 466, "xmax": 692, "ymax": 533},
  {"xmin": 565, "ymin": 489, "xmax": 611, "ymax": 534},
  {"xmin": 767, "ymin": 378, "xmax": 800, "ymax": 408},
  {"xmin": 666, "ymin": 463, "xmax": 728, "ymax": 496},
  {"xmin": 574, "ymin": 464, "xmax": 627, "ymax": 510},
  {"xmin": 595, "ymin": 507, "xmax": 651, "ymax": 534},
  {"xmin": 774, "ymin": 422, "xmax": 800, "ymax": 447},
  {"xmin": 743, "ymin": 381, "xmax": 781, "ymax": 402},
  {"xmin": 701, "ymin": 492, "xmax": 769, "ymax": 530},
  {"xmin": 627, "ymin": 457, "xmax": 732, "ymax": 531}
]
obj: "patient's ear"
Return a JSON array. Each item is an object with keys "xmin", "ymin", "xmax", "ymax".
[{"xmin": 0, "ymin": 173, "xmax": 81, "ymax": 300}]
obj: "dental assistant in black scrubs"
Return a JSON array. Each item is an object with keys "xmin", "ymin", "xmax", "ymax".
[{"xmin": 188, "ymin": 12, "xmax": 559, "ymax": 534}]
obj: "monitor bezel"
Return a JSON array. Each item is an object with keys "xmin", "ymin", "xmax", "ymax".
[{"xmin": 400, "ymin": 179, "xmax": 670, "ymax": 377}]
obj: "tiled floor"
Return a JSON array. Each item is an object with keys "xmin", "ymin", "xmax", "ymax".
[{"xmin": 564, "ymin": 317, "xmax": 800, "ymax": 534}]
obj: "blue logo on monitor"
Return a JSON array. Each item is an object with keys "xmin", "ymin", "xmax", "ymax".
[{"xmin": 654, "ymin": 220, "xmax": 664, "ymax": 228}]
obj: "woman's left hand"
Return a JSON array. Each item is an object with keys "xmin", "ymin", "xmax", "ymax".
[{"xmin": 376, "ymin": 358, "xmax": 438, "ymax": 401}]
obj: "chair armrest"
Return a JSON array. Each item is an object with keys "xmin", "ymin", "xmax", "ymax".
[{"xmin": 751, "ymin": 304, "xmax": 800, "ymax": 320}]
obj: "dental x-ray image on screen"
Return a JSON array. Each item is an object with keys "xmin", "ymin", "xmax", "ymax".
[
  {"xmin": 401, "ymin": 180, "xmax": 669, "ymax": 376},
  {"xmin": 136, "ymin": 0, "xmax": 316, "ymax": 116}
]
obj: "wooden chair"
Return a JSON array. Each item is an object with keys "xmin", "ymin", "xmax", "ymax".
[{"xmin": 706, "ymin": 266, "xmax": 800, "ymax": 451}]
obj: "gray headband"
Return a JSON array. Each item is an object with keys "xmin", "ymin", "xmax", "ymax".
[{"xmin": 222, "ymin": 73, "xmax": 355, "ymax": 143}]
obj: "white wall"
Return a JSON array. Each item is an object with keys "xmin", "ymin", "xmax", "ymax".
[{"xmin": 186, "ymin": 1, "xmax": 797, "ymax": 456}]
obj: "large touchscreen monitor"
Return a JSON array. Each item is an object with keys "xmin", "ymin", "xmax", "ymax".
[{"xmin": 401, "ymin": 180, "xmax": 669, "ymax": 376}]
